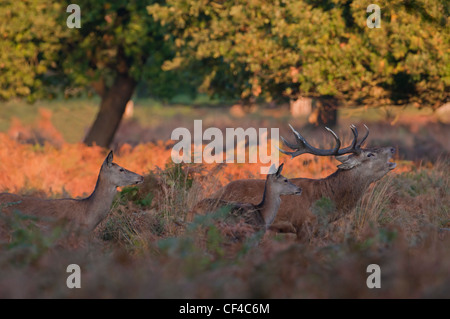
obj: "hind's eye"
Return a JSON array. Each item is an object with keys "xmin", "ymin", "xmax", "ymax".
[
  {"xmin": 367, "ymin": 153, "xmax": 375, "ymax": 158},
  {"xmin": 119, "ymin": 168, "xmax": 124, "ymax": 172},
  {"xmin": 284, "ymin": 179, "xmax": 288, "ymax": 183}
]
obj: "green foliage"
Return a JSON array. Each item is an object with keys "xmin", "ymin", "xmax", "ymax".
[
  {"xmin": 0, "ymin": 1, "xmax": 68, "ymax": 101},
  {"xmin": 0, "ymin": 208, "xmax": 62, "ymax": 265},
  {"xmin": 157, "ymin": 208, "xmax": 229, "ymax": 276},
  {"xmin": 311, "ymin": 196, "xmax": 336, "ymax": 228},
  {"xmin": 161, "ymin": 162, "xmax": 195, "ymax": 191},
  {"xmin": 61, "ymin": 1, "xmax": 168, "ymax": 92},
  {"xmin": 393, "ymin": 167, "xmax": 446, "ymax": 197},
  {"xmin": 358, "ymin": 227, "xmax": 398, "ymax": 250},
  {"xmin": 101, "ymin": 210, "xmax": 145, "ymax": 248},
  {"xmin": 2, "ymin": 0, "xmax": 447, "ymax": 111},
  {"xmin": 148, "ymin": 0, "xmax": 449, "ymax": 108},
  {"xmin": 389, "ymin": 163, "xmax": 449, "ymax": 229},
  {"xmin": 119, "ymin": 186, "xmax": 153, "ymax": 207},
  {"xmin": 157, "ymin": 205, "xmax": 263, "ymax": 276},
  {"xmin": 0, "ymin": 0, "xmax": 199, "ymax": 102},
  {"xmin": 155, "ymin": 162, "xmax": 195, "ymax": 223},
  {"xmin": 187, "ymin": 206, "xmax": 231, "ymax": 232}
]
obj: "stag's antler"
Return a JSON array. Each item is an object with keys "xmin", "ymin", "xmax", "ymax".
[{"xmin": 279, "ymin": 124, "xmax": 369, "ymax": 158}]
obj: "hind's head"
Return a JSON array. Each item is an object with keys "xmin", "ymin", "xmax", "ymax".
[
  {"xmin": 101, "ymin": 151, "xmax": 144, "ymax": 188},
  {"xmin": 267, "ymin": 163, "xmax": 303, "ymax": 196}
]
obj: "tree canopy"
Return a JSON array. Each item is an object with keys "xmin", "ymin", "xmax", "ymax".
[
  {"xmin": 0, "ymin": 1, "xmax": 448, "ymax": 146},
  {"xmin": 148, "ymin": 0, "xmax": 449, "ymax": 109},
  {"xmin": 0, "ymin": 0, "xmax": 195, "ymax": 147},
  {"xmin": 0, "ymin": 1, "xmax": 66, "ymax": 101}
]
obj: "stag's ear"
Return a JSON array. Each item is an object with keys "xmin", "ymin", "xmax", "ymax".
[
  {"xmin": 104, "ymin": 150, "xmax": 114, "ymax": 168},
  {"xmin": 275, "ymin": 163, "xmax": 284, "ymax": 176},
  {"xmin": 335, "ymin": 154, "xmax": 359, "ymax": 170}
]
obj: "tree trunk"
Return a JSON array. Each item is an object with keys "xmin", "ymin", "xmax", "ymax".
[
  {"xmin": 83, "ymin": 73, "xmax": 136, "ymax": 148},
  {"xmin": 308, "ymin": 96, "xmax": 338, "ymax": 127}
]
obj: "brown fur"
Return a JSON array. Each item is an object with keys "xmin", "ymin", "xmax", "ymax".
[
  {"xmin": 190, "ymin": 164, "xmax": 302, "ymax": 237},
  {"xmin": 209, "ymin": 146, "xmax": 396, "ymax": 239},
  {"xmin": 0, "ymin": 151, "xmax": 143, "ymax": 233}
]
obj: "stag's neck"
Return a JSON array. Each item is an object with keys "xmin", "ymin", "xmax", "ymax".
[
  {"xmin": 317, "ymin": 168, "xmax": 371, "ymax": 212},
  {"xmin": 256, "ymin": 181, "xmax": 281, "ymax": 228},
  {"xmin": 84, "ymin": 172, "xmax": 117, "ymax": 230}
]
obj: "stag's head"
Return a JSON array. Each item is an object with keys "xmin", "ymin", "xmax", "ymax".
[
  {"xmin": 335, "ymin": 146, "xmax": 396, "ymax": 182},
  {"xmin": 279, "ymin": 124, "xmax": 396, "ymax": 183}
]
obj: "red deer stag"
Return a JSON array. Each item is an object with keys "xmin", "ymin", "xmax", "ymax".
[{"xmin": 209, "ymin": 124, "xmax": 396, "ymax": 240}]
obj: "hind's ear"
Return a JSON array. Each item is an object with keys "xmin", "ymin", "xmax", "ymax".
[
  {"xmin": 104, "ymin": 150, "xmax": 114, "ymax": 167},
  {"xmin": 275, "ymin": 163, "xmax": 284, "ymax": 176},
  {"xmin": 335, "ymin": 154, "xmax": 359, "ymax": 170},
  {"xmin": 267, "ymin": 163, "xmax": 277, "ymax": 174}
]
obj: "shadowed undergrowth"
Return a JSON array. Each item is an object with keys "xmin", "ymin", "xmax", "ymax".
[{"xmin": 0, "ymin": 157, "xmax": 448, "ymax": 298}]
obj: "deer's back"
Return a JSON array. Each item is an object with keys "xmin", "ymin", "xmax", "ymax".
[
  {"xmin": 190, "ymin": 197, "xmax": 265, "ymax": 228},
  {"xmin": 211, "ymin": 178, "xmax": 317, "ymax": 230},
  {"xmin": 0, "ymin": 192, "xmax": 87, "ymax": 223}
]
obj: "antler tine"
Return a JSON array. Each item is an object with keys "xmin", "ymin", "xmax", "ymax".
[
  {"xmin": 324, "ymin": 126, "xmax": 341, "ymax": 150},
  {"xmin": 279, "ymin": 124, "xmax": 371, "ymax": 158},
  {"xmin": 335, "ymin": 124, "xmax": 370, "ymax": 155},
  {"xmin": 278, "ymin": 137, "xmax": 299, "ymax": 158},
  {"xmin": 280, "ymin": 135, "xmax": 299, "ymax": 151},
  {"xmin": 334, "ymin": 125, "xmax": 357, "ymax": 155},
  {"xmin": 350, "ymin": 124, "xmax": 358, "ymax": 149},
  {"xmin": 356, "ymin": 124, "xmax": 369, "ymax": 149},
  {"xmin": 279, "ymin": 124, "xmax": 341, "ymax": 158},
  {"xmin": 275, "ymin": 143, "xmax": 296, "ymax": 158},
  {"xmin": 288, "ymin": 124, "xmax": 305, "ymax": 143}
]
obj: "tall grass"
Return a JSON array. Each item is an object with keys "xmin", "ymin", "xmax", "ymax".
[{"xmin": 353, "ymin": 175, "xmax": 396, "ymax": 237}]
